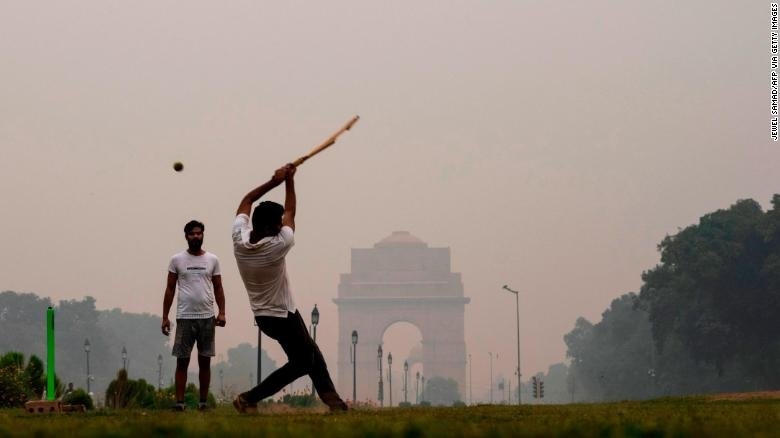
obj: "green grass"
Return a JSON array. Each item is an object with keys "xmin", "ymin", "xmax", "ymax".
[{"xmin": 1, "ymin": 397, "xmax": 778, "ymax": 437}]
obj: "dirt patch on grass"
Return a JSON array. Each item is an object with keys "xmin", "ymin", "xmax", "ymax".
[{"xmin": 707, "ymin": 391, "xmax": 780, "ymax": 401}]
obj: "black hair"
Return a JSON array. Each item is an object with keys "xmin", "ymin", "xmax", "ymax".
[
  {"xmin": 184, "ymin": 220, "xmax": 205, "ymax": 234},
  {"xmin": 252, "ymin": 201, "xmax": 284, "ymax": 231}
]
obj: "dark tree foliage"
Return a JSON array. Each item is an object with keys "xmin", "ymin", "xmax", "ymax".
[
  {"xmin": 564, "ymin": 294, "xmax": 656, "ymax": 401},
  {"xmin": 0, "ymin": 352, "xmax": 63, "ymax": 407},
  {"xmin": 565, "ymin": 196, "xmax": 780, "ymax": 400},
  {"xmin": 105, "ymin": 369, "xmax": 157, "ymax": 409},
  {"xmin": 639, "ymin": 198, "xmax": 780, "ymax": 388},
  {"xmin": 424, "ymin": 376, "xmax": 460, "ymax": 406}
]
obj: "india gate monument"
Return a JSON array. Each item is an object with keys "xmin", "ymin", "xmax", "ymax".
[{"xmin": 334, "ymin": 231, "xmax": 470, "ymax": 403}]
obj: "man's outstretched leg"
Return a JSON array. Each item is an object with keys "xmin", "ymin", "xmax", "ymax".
[{"xmin": 276, "ymin": 311, "xmax": 347, "ymax": 411}]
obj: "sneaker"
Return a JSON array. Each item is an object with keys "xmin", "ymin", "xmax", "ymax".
[
  {"xmin": 232, "ymin": 394, "xmax": 257, "ymax": 414},
  {"xmin": 173, "ymin": 402, "xmax": 186, "ymax": 412},
  {"xmin": 328, "ymin": 401, "xmax": 348, "ymax": 412},
  {"xmin": 320, "ymin": 392, "xmax": 349, "ymax": 412}
]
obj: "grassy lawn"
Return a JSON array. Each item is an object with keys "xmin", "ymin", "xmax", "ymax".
[{"xmin": 1, "ymin": 396, "xmax": 778, "ymax": 437}]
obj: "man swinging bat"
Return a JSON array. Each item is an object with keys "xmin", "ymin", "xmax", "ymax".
[
  {"xmin": 231, "ymin": 116, "xmax": 357, "ymax": 413},
  {"xmin": 231, "ymin": 163, "xmax": 349, "ymax": 413}
]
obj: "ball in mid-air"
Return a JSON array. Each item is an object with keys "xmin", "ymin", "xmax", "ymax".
[{"xmin": 173, "ymin": 162, "xmax": 184, "ymax": 172}]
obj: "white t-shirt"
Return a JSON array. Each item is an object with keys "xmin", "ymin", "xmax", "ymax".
[
  {"xmin": 168, "ymin": 250, "xmax": 221, "ymax": 319},
  {"xmin": 232, "ymin": 214, "xmax": 295, "ymax": 317}
]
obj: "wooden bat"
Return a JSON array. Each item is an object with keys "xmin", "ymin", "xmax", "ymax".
[{"xmin": 292, "ymin": 115, "xmax": 360, "ymax": 167}]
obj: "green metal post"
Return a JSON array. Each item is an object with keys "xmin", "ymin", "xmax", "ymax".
[{"xmin": 46, "ymin": 307, "xmax": 55, "ymax": 401}]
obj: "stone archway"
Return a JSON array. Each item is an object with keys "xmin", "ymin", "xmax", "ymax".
[{"xmin": 333, "ymin": 231, "xmax": 470, "ymax": 404}]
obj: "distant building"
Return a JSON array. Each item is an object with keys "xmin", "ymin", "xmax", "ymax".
[{"xmin": 334, "ymin": 231, "xmax": 470, "ymax": 403}]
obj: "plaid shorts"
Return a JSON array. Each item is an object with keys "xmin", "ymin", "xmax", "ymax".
[{"xmin": 172, "ymin": 317, "xmax": 216, "ymax": 358}]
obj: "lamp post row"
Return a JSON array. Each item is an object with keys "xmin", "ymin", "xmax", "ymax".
[{"xmin": 80, "ymin": 303, "xmax": 462, "ymax": 407}]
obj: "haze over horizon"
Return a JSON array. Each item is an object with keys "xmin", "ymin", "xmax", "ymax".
[{"xmin": 0, "ymin": 1, "xmax": 773, "ymax": 401}]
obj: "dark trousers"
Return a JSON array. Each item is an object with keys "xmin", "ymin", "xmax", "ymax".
[{"xmin": 244, "ymin": 310, "xmax": 343, "ymax": 407}]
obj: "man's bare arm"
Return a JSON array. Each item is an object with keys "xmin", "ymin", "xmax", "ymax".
[
  {"xmin": 161, "ymin": 271, "xmax": 177, "ymax": 336},
  {"xmin": 236, "ymin": 167, "xmax": 288, "ymax": 216},
  {"xmin": 282, "ymin": 165, "xmax": 296, "ymax": 231},
  {"xmin": 213, "ymin": 274, "xmax": 226, "ymax": 327}
]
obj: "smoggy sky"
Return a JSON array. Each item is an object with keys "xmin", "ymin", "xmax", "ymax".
[{"xmin": 0, "ymin": 1, "xmax": 774, "ymax": 401}]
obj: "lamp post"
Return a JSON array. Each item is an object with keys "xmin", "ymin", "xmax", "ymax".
[
  {"xmin": 219, "ymin": 368, "xmax": 224, "ymax": 398},
  {"xmin": 502, "ymin": 284, "xmax": 522, "ymax": 405},
  {"xmin": 468, "ymin": 353, "xmax": 472, "ymax": 405},
  {"xmin": 377, "ymin": 345, "xmax": 384, "ymax": 407},
  {"xmin": 311, "ymin": 305, "xmax": 319, "ymax": 397},
  {"xmin": 84, "ymin": 339, "xmax": 91, "ymax": 394},
  {"xmin": 416, "ymin": 371, "xmax": 420, "ymax": 404},
  {"xmin": 351, "ymin": 330, "xmax": 358, "ymax": 402},
  {"xmin": 157, "ymin": 354, "xmax": 163, "ymax": 389},
  {"xmin": 387, "ymin": 353, "xmax": 393, "ymax": 407},
  {"xmin": 311, "ymin": 305, "xmax": 319, "ymax": 341},
  {"xmin": 421, "ymin": 375, "xmax": 425, "ymax": 402},
  {"xmin": 403, "ymin": 361, "xmax": 409, "ymax": 404},
  {"xmin": 489, "ymin": 352, "xmax": 493, "ymax": 404},
  {"xmin": 509, "ymin": 376, "xmax": 512, "ymax": 404},
  {"xmin": 121, "ymin": 346, "xmax": 127, "ymax": 371}
]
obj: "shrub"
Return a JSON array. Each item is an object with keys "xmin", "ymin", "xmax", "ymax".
[
  {"xmin": 105, "ymin": 369, "xmax": 157, "ymax": 409},
  {"xmin": 0, "ymin": 366, "xmax": 27, "ymax": 408},
  {"xmin": 279, "ymin": 392, "xmax": 318, "ymax": 408},
  {"xmin": 63, "ymin": 389, "xmax": 94, "ymax": 410},
  {"xmin": 0, "ymin": 352, "xmax": 62, "ymax": 406}
]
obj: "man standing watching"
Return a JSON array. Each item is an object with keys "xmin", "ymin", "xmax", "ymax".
[
  {"xmin": 231, "ymin": 164, "xmax": 347, "ymax": 413},
  {"xmin": 162, "ymin": 220, "xmax": 226, "ymax": 411}
]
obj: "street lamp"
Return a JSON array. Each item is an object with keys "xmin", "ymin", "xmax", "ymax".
[
  {"xmin": 377, "ymin": 345, "xmax": 384, "ymax": 407},
  {"xmin": 468, "ymin": 353, "xmax": 472, "ymax": 405},
  {"xmin": 489, "ymin": 352, "xmax": 493, "ymax": 404},
  {"xmin": 84, "ymin": 338, "xmax": 91, "ymax": 394},
  {"xmin": 403, "ymin": 361, "xmax": 409, "ymax": 404},
  {"xmin": 351, "ymin": 330, "xmax": 358, "ymax": 402},
  {"xmin": 219, "ymin": 368, "xmax": 224, "ymax": 398},
  {"xmin": 503, "ymin": 284, "xmax": 522, "ymax": 405},
  {"xmin": 421, "ymin": 375, "xmax": 425, "ymax": 402},
  {"xmin": 311, "ymin": 305, "xmax": 319, "ymax": 397},
  {"xmin": 416, "ymin": 371, "xmax": 420, "ymax": 404},
  {"xmin": 121, "ymin": 346, "xmax": 127, "ymax": 371},
  {"xmin": 387, "ymin": 353, "xmax": 393, "ymax": 407},
  {"xmin": 157, "ymin": 354, "xmax": 163, "ymax": 389},
  {"xmin": 311, "ymin": 305, "xmax": 319, "ymax": 340}
]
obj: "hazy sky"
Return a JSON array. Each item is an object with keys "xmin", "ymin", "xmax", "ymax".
[{"xmin": 0, "ymin": 1, "xmax": 774, "ymax": 400}]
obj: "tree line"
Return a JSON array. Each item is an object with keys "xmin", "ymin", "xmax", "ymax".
[
  {"xmin": 0, "ymin": 291, "xmax": 276, "ymax": 402},
  {"xmin": 564, "ymin": 196, "xmax": 780, "ymax": 401}
]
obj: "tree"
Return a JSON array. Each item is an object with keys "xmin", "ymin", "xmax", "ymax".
[
  {"xmin": 639, "ymin": 198, "xmax": 780, "ymax": 389},
  {"xmin": 564, "ymin": 294, "xmax": 655, "ymax": 401},
  {"xmin": 0, "ymin": 352, "xmax": 62, "ymax": 407},
  {"xmin": 424, "ymin": 376, "xmax": 460, "ymax": 406}
]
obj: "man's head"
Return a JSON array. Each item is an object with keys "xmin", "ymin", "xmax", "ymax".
[
  {"xmin": 184, "ymin": 220, "xmax": 205, "ymax": 253},
  {"xmin": 252, "ymin": 201, "xmax": 284, "ymax": 235}
]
